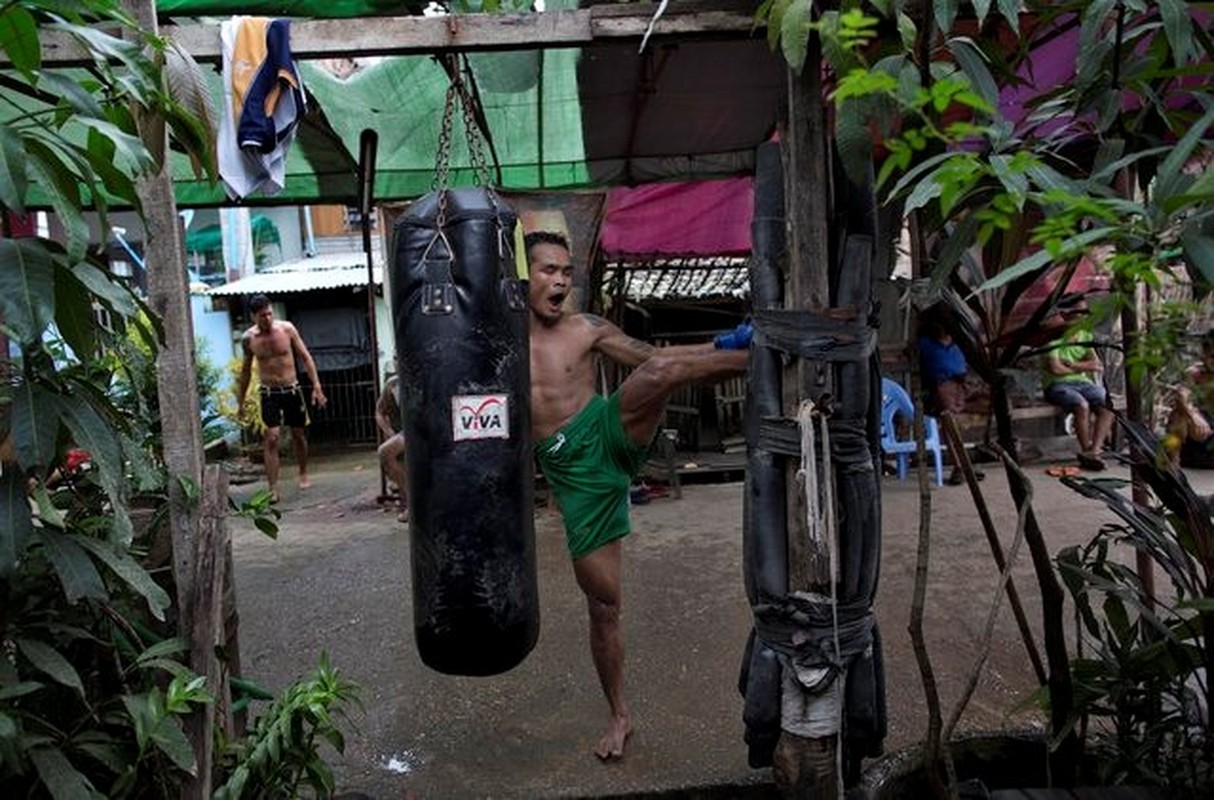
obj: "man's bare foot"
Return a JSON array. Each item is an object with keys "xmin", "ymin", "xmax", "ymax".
[
  {"xmin": 298, "ymin": 475, "xmax": 312, "ymax": 489},
  {"xmin": 594, "ymin": 714, "xmax": 632, "ymax": 761},
  {"xmin": 268, "ymin": 488, "xmax": 280, "ymax": 504}
]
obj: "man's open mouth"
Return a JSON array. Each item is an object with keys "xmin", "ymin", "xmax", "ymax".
[{"xmin": 547, "ymin": 292, "xmax": 566, "ymax": 310}]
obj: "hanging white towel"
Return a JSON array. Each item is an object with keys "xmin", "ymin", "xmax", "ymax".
[{"xmin": 218, "ymin": 16, "xmax": 305, "ymax": 200}]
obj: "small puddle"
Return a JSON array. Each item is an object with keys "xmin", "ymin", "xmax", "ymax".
[{"xmin": 379, "ymin": 749, "xmax": 423, "ymax": 775}]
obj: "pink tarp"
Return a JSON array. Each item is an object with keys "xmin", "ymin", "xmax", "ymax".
[{"xmin": 599, "ymin": 177, "xmax": 753, "ymax": 259}]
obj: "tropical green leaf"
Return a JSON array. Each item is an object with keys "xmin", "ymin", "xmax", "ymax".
[
  {"xmin": 0, "ymin": 123, "xmax": 28, "ymax": 214},
  {"xmin": 0, "ymin": 453, "xmax": 34, "ymax": 578},
  {"xmin": 0, "ymin": 7, "xmax": 40, "ymax": 75},
  {"xmin": 35, "ymin": 71, "xmax": 105, "ymax": 119},
  {"xmin": 80, "ymin": 118, "xmax": 153, "ymax": 176},
  {"xmin": 74, "ymin": 736, "xmax": 128, "ymax": 775},
  {"xmin": 28, "ymin": 746, "xmax": 95, "ymax": 800},
  {"xmin": 0, "ymin": 681, "xmax": 44, "ymax": 700},
  {"xmin": 55, "ymin": 390, "xmax": 129, "ymax": 546},
  {"xmin": 948, "ymin": 36, "xmax": 999, "ymax": 112},
  {"xmin": 1180, "ymin": 230, "xmax": 1214, "ymax": 286},
  {"xmin": 31, "ymin": 483, "xmax": 65, "ymax": 529},
  {"xmin": 22, "ymin": 140, "xmax": 89, "ymax": 263},
  {"xmin": 52, "ymin": 258, "xmax": 99, "ymax": 361},
  {"xmin": 71, "ymin": 260, "xmax": 138, "ymax": 319},
  {"xmin": 17, "ymin": 638, "xmax": 85, "ymax": 696},
  {"xmin": 933, "ymin": 0, "xmax": 959, "ymax": 36},
  {"xmin": 780, "ymin": 0, "xmax": 813, "ymax": 75},
  {"xmin": 11, "ymin": 381, "xmax": 60, "ymax": 474},
  {"xmin": 977, "ymin": 227, "xmax": 1119, "ymax": 293},
  {"xmin": 73, "ymin": 536, "xmax": 171, "ymax": 621},
  {"xmin": 1158, "ymin": 0, "xmax": 1195, "ymax": 65},
  {"xmin": 995, "ymin": 0, "xmax": 1019, "ymax": 29},
  {"xmin": 164, "ymin": 41, "xmax": 218, "ymax": 181},
  {"xmin": 1155, "ymin": 106, "xmax": 1214, "ymax": 201},
  {"xmin": 35, "ymin": 528, "xmax": 107, "ymax": 604},
  {"xmin": 0, "ymin": 238, "xmax": 56, "ymax": 343},
  {"xmin": 151, "ymin": 716, "xmax": 196, "ymax": 774}
]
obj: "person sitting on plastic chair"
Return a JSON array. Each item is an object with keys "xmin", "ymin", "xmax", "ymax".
[{"xmin": 916, "ymin": 307, "xmax": 985, "ymax": 486}]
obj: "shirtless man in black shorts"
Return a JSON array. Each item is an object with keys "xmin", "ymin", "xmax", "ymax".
[{"xmin": 237, "ymin": 294, "xmax": 327, "ymax": 501}]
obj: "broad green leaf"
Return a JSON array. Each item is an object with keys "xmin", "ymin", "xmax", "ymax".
[
  {"xmin": 52, "ymin": 259, "xmax": 99, "ymax": 361},
  {"xmin": 31, "ymin": 483, "xmax": 65, "ymax": 529},
  {"xmin": 71, "ymin": 261, "xmax": 138, "ymax": 319},
  {"xmin": 766, "ymin": 0, "xmax": 792, "ymax": 51},
  {"xmin": 74, "ymin": 739, "xmax": 127, "ymax": 776},
  {"xmin": 0, "ymin": 124, "xmax": 27, "ymax": 213},
  {"xmin": 0, "ymin": 238, "xmax": 56, "ymax": 343},
  {"xmin": 977, "ymin": 226, "xmax": 1118, "ymax": 293},
  {"xmin": 28, "ymin": 746, "xmax": 95, "ymax": 800},
  {"xmin": 22, "ymin": 140, "xmax": 89, "ymax": 263},
  {"xmin": 35, "ymin": 529, "xmax": 107, "ymax": 605},
  {"xmin": 971, "ymin": 0, "xmax": 992, "ymax": 26},
  {"xmin": 79, "ymin": 118, "xmax": 153, "ymax": 175},
  {"xmin": 121, "ymin": 692, "xmax": 156, "ymax": 750},
  {"xmin": 151, "ymin": 717, "xmax": 196, "ymax": 775},
  {"xmin": 0, "ymin": 711, "xmax": 14, "ymax": 737},
  {"xmin": 11, "ymin": 381, "xmax": 60, "ymax": 474},
  {"xmin": 35, "ymin": 71, "xmax": 104, "ymax": 119},
  {"xmin": 0, "ymin": 7, "xmax": 39, "ymax": 75},
  {"xmin": 1158, "ymin": 0, "xmax": 1195, "ymax": 65},
  {"xmin": 0, "ymin": 681, "xmax": 44, "ymax": 700},
  {"xmin": 55, "ymin": 391, "xmax": 130, "ymax": 546},
  {"xmin": 780, "ymin": 0, "xmax": 813, "ymax": 75},
  {"xmin": 996, "ymin": 0, "xmax": 1019, "ymax": 29},
  {"xmin": 73, "ymin": 536, "xmax": 171, "ymax": 621},
  {"xmin": 0, "ymin": 465, "xmax": 34, "ymax": 577},
  {"xmin": 1156, "ymin": 107, "xmax": 1214, "ymax": 201},
  {"xmin": 1181, "ymin": 230, "xmax": 1214, "ymax": 286},
  {"xmin": 933, "ymin": 0, "xmax": 959, "ymax": 36},
  {"xmin": 947, "ymin": 37, "xmax": 998, "ymax": 112},
  {"xmin": 139, "ymin": 640, "xmax": 188, "ymax": 665},
  {"xmin": 84, "ymin": 127, "xmax": 138, "ymax": 210},
  {"xmin": 17, "ymin": 638, "xmax": 84, "ymax": 696}
]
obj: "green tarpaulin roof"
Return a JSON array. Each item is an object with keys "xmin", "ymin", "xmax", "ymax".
[{"xmin": 9, "ymin": 4, "xmax": 784, "ymax": 208}]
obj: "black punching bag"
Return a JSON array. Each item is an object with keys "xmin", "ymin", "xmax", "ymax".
[{"xmin": 390, "ymin": 187, "xmax": 538, "ymax": 676}]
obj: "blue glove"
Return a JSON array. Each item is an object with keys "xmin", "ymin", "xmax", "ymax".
[{"xmin": 714, "ymin": 319, "xmax": 753, "ymax": 350}]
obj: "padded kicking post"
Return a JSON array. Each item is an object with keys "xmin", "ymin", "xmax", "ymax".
[{"xmin": 390, "ymin": 186, "xmax": 539, "ymax": 676}]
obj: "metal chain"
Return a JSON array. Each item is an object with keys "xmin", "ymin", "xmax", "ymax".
[
  {"xmin": 432, "ymin": 80, "xmax": 458, "ymax": 229},
  {"xmin": 454, "ymin": 60, "xmax": 493, "ymax": 187}
]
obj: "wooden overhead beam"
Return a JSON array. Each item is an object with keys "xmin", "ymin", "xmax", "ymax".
[{"xmin": 29, "ymin": 3, "xmax": 761, "ymax": 67}]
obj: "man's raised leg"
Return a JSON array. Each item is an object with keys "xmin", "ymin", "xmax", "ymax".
[
  {"xmin": 618, "ymin": 349, "xmax": 748, "ymax": 445},
  {"xmin": 572, "ymin": 539, "xmax": 632, "ymax": 760}
]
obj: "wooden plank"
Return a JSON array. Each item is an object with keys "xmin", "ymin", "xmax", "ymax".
[{"xmin": 23, "ymin": 4, "xmax": 759, "ymax": 67}]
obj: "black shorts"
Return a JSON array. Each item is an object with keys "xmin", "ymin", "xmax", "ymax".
[{"xmin": 260, "ymin": 384, "xmax": 309, "ymax": 429}]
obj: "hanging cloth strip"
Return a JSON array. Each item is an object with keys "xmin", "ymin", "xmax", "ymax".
[{"xmin": 218, "ymin": 16, "xmax": 305, "ymax": 200}]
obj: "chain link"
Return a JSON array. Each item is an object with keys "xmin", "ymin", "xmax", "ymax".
[{"xmin": 431, "ymin": 56, "xmax": 498, "ymax": 232}]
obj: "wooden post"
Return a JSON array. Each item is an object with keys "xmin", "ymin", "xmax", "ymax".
[
  {"xmin": 775, "ymin": 30, "xmax": 839, "ymax": 797},
  {"xmin": 120, "ymin": 2, "xmax": 211, "ymax": 795}
]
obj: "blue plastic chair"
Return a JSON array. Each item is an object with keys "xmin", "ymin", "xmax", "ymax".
[{"xmin": 880, "ymin": 377, "xmax": 944, "ymax": 487}]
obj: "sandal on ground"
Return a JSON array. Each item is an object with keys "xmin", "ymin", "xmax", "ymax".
[
  {"xmin": 396, "ymin": 507, "xmax": 409, "ymax": 523},
  {"xmin": 1076, "ymin": 452, "xmax": 1106, "ymax": 472},
  {"xmin": 1046, "ymin": 465, "xmax": 1082, "ymax": 478}
]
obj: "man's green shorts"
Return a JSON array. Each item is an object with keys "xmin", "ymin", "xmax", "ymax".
[{"xmin": 535, "ymin": 392, "xmax": 651, "ymax": 560}]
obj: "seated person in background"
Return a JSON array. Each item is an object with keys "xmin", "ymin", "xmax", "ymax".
[
  {"xmin": 1165, "ymin": 330, "xmax": 1214, "ymax": 469},
  {"xmin": 374, "ymin": 373, "xmax": 408, "ymax": 522},
  {"xmin": 1042, "ymin": 328, "xmax": 1115, "ymax": 472},
  {"xmin": 917, "ymin": 308, "xmax": 983, "ymax": 485}
]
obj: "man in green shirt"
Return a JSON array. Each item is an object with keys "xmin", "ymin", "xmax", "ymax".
[{"xmin": 1042, "ymin": 329, "xmax": 1115, "ymax": 471}]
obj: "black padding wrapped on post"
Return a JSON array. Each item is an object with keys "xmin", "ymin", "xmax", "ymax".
[{"xmin": 390, "ymin": 186, "xmax": 538, "ymax": 676}]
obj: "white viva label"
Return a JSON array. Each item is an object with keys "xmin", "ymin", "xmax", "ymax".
[{"xmin": 451, "ymin": 394, "xmax": 510, "ymax": 441}]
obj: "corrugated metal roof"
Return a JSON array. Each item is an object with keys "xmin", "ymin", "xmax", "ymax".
[{"xmin": 207, "ymin": 252, "xmax": 382, "ymax": 297}]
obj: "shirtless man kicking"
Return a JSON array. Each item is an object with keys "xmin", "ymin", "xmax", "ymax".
[
  {"xmin": 526, "ymin": 231, "xmax": 750, "ymax": 760},
  {"xmin": 237, "ymin": 294, "xmax": 327, "ymax": 501}
]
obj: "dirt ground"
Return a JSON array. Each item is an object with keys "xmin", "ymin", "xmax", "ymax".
[{"xmin": 224, "ymin": 449, "xmax": 1214, "ymax": 799}]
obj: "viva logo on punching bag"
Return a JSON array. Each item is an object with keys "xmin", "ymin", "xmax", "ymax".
[{"xmin": 390, "ymin": 186, "xmax": 539, "ymax": 676}]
